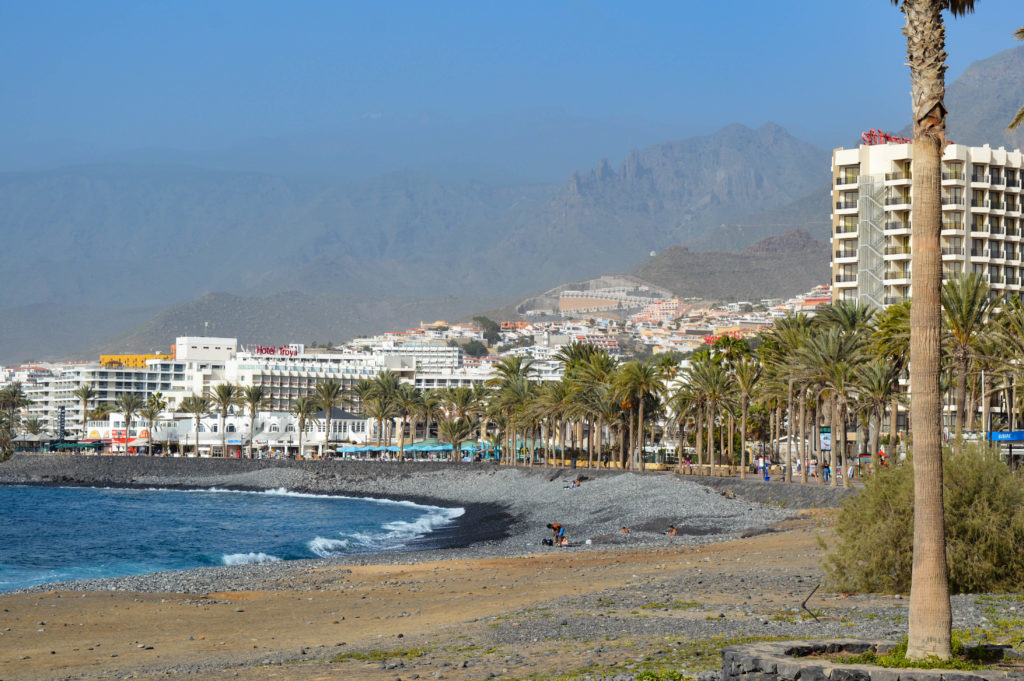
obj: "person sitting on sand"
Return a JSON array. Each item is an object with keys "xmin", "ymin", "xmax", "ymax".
[
  {"xmin": 558, "ymin": 535, "xmax": 570, "ymax": 547},
  {"xmin": 620, "ymin": 526, "xmax": 629, "ymax": 534},
  {"xmin": 666, "ymin": 525, "xmax": 678, "ymax": 536},
  {"xmin": 571, "ymin": 478, "xmax": 581, "ymax": 488}
]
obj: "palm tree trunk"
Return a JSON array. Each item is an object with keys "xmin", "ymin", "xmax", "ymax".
[
  {"xmin": 955, "ymin": 357, "xmax": 969, "ymax": 441},
  {"xmin": 707, "ymin": 405, "xmax": 715, "ymax": 471},
  {"xmin": 840, "ymin": 402, "xmax": 851, "ymax": 489},
  {"xmin": 904, "ymin": 0, "xmax": 953, "ymax": 655},
  {"xmin": 695, "ymin": 411, "xmax": 704, "ymax": 467},
  {"xmin": 870, "ymin": 407, "xmax": 881, "ymax": 474},
  {"xmin": 800, "ymin": 391, "xmax": 808, "ymax": 484},
  {"xmin": 637, "ymin": 399, "xmax": 646, "ymax": 472},
  {"xmin": 740, "ymin": 402, "xmax": 748, "ymax": 480},
  {"xmin": 786, "ymin": 379, "xmax": 794, "ymax": 478}
]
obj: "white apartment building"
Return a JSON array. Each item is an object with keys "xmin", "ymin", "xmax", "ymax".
[
  {"xmin": 228, "ymin": 344, "xmax": 414, "ymax": 411},
  {"xmin": 831, "ymin": 140, "xmax": 1024, "ymax": 306}
]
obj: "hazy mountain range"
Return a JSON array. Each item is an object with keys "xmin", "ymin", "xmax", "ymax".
[{"xmin": 2, "ymin": 45, "xmax": 1023, "ymax": 365}]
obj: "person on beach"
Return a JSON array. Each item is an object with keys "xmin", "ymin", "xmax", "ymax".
[
  {"xmin": 547, "ymin": 523, "xmax": 565, "ymax": 544},
  {"xmin": 823, "ymin": 462, "xmax": 831, "ymax": 483},
  {"xmin": 620, "ymin": 526, "xmax": 629, "ymax": 534},
  {"xmin": 665, "ymin": 525, "xmax": 678, "ymax": 536}
]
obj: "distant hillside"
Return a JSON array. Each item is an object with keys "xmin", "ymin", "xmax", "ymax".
[
  {"xmin": 77, "ymin": 291, "xmax": 506, "ymax": 360},
  {"xmin": 633, "ymin": 229, "xmax": 829, "ymax": 302},
  {"xmin": 0, "ymin": 303, "xmax": 161, "ymax": 365},
  {"xmin": 683, "ymin": 186, "xmax": 831, "ymax": 252}
]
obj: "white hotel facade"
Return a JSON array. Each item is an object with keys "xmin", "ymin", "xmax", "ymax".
[{"xmin": 831, "ymin": 140, "xmax": 1024, "ymax": 306}]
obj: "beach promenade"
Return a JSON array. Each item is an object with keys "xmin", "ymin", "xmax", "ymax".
[{"xmin": 0, "ymin": 455, "xmax": 1008, "ymax": 681}]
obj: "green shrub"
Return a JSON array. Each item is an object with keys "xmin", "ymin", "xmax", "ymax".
[{"xmin": 823, "ymin": 444, "xmax": 1024, "ymax": 594}]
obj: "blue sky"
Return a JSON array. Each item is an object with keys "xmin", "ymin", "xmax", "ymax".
[{"xmin": 1, "ymin": 0, "xmax": 1021, "ymax": 159}]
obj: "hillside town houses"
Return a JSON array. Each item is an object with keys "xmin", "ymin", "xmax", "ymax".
[{"xmin": 1, "ymin": 286, "xmax": 831, "ymax": 457}]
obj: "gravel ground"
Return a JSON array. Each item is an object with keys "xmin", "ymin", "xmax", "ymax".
[{"xmin": 0, "ymin": 454, "xmax": 844, "ymax": 594}]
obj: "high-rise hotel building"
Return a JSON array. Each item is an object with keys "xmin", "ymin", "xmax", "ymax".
[{"xmin": 831, "ymin": 138, "xmax": 1024, "ymax": 306}]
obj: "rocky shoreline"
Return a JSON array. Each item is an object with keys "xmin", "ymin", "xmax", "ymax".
[{"xmin": 0, "ymin": 454, "xmax": 855, "ymax": 594}]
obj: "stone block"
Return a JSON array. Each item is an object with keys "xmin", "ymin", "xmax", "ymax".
[
  {"xmin": 796, "ymin": 665, "xmax": 830, "ymax": 681},
  {"xmin": 832, "ymin": 668, "xmax": 872, "ymax": 681},
  {"xmin": 866, "ymin": 666, "xmax": 902, "ymax": 681},
  {"xmin": 777, "ymin": 660, "xmax": 805, "ymax": 680}
]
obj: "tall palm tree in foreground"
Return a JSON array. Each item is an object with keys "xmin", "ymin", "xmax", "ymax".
[
  {"xmin": 180, "ymin": 394, "xmax": 211, "ymax": 457},
  {"xmin": 72, "ymin": 383, "xmax": 98, "ymax": 439},
  {"xmin": 114, "ymin": 393, "xmax": 145, "ymax": 455},
  {"xmin": 890, "ymin": 0, "xmax": 977, "ymax": 660},
  {"xmin": 313, "ymin": 378, "xmax": 346, "ymax": 457},
  {"xmin": 210, "ymin": 383, "xmax": 242, "ymax": 458}
]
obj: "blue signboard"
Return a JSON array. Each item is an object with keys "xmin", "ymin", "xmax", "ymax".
[{"xmin": 988, "ymin": 431, "xmax": 1024, "ymax": 442}]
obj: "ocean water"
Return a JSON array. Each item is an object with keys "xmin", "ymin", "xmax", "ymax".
[{"xmin": 0, "ymin": 485, "xmax": 464, "ymax": 592}]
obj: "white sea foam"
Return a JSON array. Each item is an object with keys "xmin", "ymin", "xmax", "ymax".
[
  {"xmin": 221, "ymin": 552, "xmax": 281, "ymax": 566},
  {"xmin": 308, "ymin": 537, "xmax": 350, "ymax": 557}
]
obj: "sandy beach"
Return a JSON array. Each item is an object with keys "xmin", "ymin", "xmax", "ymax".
[{"xmin": 0, "ymin": 456, "xmax": 1009, "ymax": 681}]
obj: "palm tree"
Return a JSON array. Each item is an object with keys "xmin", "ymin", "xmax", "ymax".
[
  {"xmin": 941, "ymin": 272, "xmax": 992, "ymax": 440},
  {"xmin": 416, "ymin": 391, "xmax": 443, "ymax": 443},
  {"xmin": 613, "ymin": 359, "xmax": 664, "ymax": 471},
  {"xmin": 732, "ymin": 356, "xmax": 762, "ymax": 480},
  {"xmin": 23, "ymin": 416, "xmax": 45, "ymax": 436},
  {"xmin": 114, "ymin": 393, "xmax": 145, "ymax": 455},
  {"xmin": 312, "ymin": 378, "xmax": 347, "ymax": 457},
  {"xmin": 240, "ymin": 385, "xmax": 270, "ymax": 458},
  {"xmin": 291, "ymin": 396, "xmax": 319, "ymax": 459},
  {"xmin": 0, "ymin": 382, "xmax": 30, "ymax": 439},
  {"xmin": 72, "ymin": 383, "xmax": 98, "ymax": 438},
  {"xmin": 873, "ymin": 300, "xmax": 911, "ymax": 451},
  {"xmin": 437, "ymin": 417, "xmax": 476, "ymax": 461},
  {"xmin": 350, "ymin": 378, "xmax": 376, "ymax": 414},
  {"xmin": 139, "ymin": 403, "xmax": 162, "ymax": 457},
  {"xmin": 90, "ymin": 402, "xmax": 115, "ymax": 422},
  {"xmin": 856, "ymin": 358, "xmax": 901, "ymax": 473},
  {"xmin": 180, "ymin": 394, "xmax": 211, "ymax": 457},
  {"xmin": 890, "ymin": 0, "xmax": 977, "ymax": 657},
  {"xmin": 210, "ymin": 383, "xmax": 242, "ymax": 458}
]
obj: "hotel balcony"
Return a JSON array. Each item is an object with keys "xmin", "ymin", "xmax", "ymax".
[
  {"xmin": 884, "ymin": 245, "xmax": 912, "ymax": 259},
  {"xmin": 971, "ymin": 199, "xmax": 991, "ymax": 212},
  {"xmin": 942, "ymin": 197, "xmax": 966, "ymax": 209},
  {"xmin": 941, "ymin": 221, "xmax": 963, "ymax": 233},
  {"xmin": 989, "ymin": 249, "xmax": 1005, "ymax": 260},
  {"xmin": 990, "ymin": 274, "xmax": 1006, "ymax": 286},
  {"xmin": 992, "ymin": 201, "xmax": 1007, "ymax": 214},
  {"xmin": 885, "ymin": 272, "xmax": 911, "ymax": 285},
  {"xmin": 970, "ymin": 223, "xmax": 989, "ymax": 235},
  {"xmin": 970, "ymin": 250, "xmax": 990, "ymax": 261},
  {"xmin": 942, "ymin": 171, "xmax": 965, "ymax": 184},
  {"xmin": 1007, "ymin": 178, "xmax": 1022, "ymax": 189},
  {"xmin": 885, "ymin": 171, "xmax": 912, "ymax": 185},
  {"xmin": 885, "ymin": 220, "xmax": 911, "ymax": 234},
  {"xmin": 991, "ymin": 175, "xmax": 1006, "ymax": 187},
  {"xmin": 884, "ymin": 296, "xmax": 907, "ymax": 306},
  {"xmin": 834, "ymin": 249, "xmax": 858, "ymax": 263},
  {"xmin": 941, "ymin": 247, "xmax": 965, "ymax": 257},
  {"xmin": 971, "ymin": 174, "xmax": 991, "ymax": 186},
  {"xmin": 884, "ymin": 196, "xmax": 911, "ymax": 209},
  {"xmin": 834, "ymin": 274, "xmax": 857, "ymax": 287},
  {"xmin": 990, "ymin": 223, "xmax": 1005, "ymax": 235},
  {"xmin": 835, "ymin": 200, "xmax": 858, "ymax": 214},
  {"xmin": 835, "ymin": 176, "xmax": 859, "ymax": 188},
  {"xmin": 834, "ymin": 225, "xmax": 858, "ymax": 239}
]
